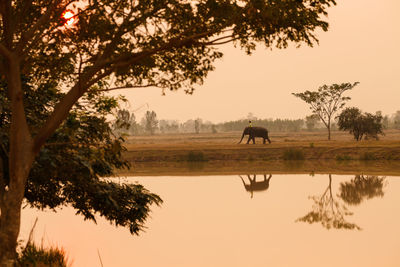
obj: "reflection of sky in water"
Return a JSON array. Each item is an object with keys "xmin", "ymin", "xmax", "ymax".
[{"xmin": 20, "ymin": 174, "xmax": 400, "ymax": 267}]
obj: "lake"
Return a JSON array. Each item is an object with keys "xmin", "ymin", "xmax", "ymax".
[{"xmin": 20, "ymin": 173, "xmax": 400, "ymax": 267}]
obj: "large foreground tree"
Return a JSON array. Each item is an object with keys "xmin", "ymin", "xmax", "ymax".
[{"xmin": 0, "ymin": 0, "xmax": 336, "ymax": 264}]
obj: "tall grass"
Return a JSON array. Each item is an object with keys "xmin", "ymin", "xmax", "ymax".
[
  {"xmin": 186, "ymin": 151, "xmax": 208, "ymax": 162},
  {"xmin": 18, "ymin": 218, "xmax": 72, "ymax": 267},
  {"xmin": 18, "ymin": 243, "xmax": 71, "ymax": 267},
  {"xmin": 359, "ymin": 152, "xmax": 377, "ymax": 161},
  {"xmin": 336, "ymin": 154, "xmax": 353, "ymax": 161},
  {"xmin": 283, "ymin": 148, "xmax": 304, "ymax": 160}
]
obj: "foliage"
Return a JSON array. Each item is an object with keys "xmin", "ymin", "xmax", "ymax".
[
  {"xmin": 211, "ymin": 124, "xmax": 218, "ymax": 134},
  {"xmin": 143, "ymin": 110, "xmax": 159, "ymax": 135},
  {"xmin": 283, "ymin": 148, "xmax": 304, "ymax": 160},
  {"xmin": 339, "ymin": 175, "xmax": 385, "ymax": 206},
  {"xmin": 18, "ymin": 243, "xmax": 70, "ymax": 267},
  {"xmin": 194, "ymin": 118, "xmax": 202, "ymax": 134},
  {"xmin": 336, "ymin": 154, "xmax": 353, "ymax": 161},
  {"xmin": 0, "ymin": 80, "xmax": 162, "ymax": 235},
  {"xmin": 305, "ymin": 114, "xmax": 320, "ymax": 131},
  {"xmin": 219, "ymin": 118, "xmax": 305, "ymax": 132},
  {"xmin": 113, "ymin": 108, "xmax": 138, "ymax": 136},
  {"xmin": 296, "ymin": 175, "xmax": 361, "ymax": 230},
  {"xmin": 186, "ymin": 151, "xmax": 208, "ymax": 162},
  {"xmin": 393, "ymin": 111, "xmax": 400, "ymax": 129},
  {"xmin": 337, "ymin": 107, "xmax": 384, "ymax": 141},
  {"xmin": 359, "ymin": 152, "xmax": 377, "ymax": 161},
  {"xmin": 293, "ymin": 82, "xmax": 359, "ymax": 140}
]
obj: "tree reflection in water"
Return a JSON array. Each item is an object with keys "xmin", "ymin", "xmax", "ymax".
[
  {"xmin": 239, "ymin": 174, "xmax": 272, "ymax": 198},
  {"xmin": 296, "ymin": 174, "xmax": 361, "ymax": 230},
  {"xmin": 339, "ymin": 175, "xmax": 386, "ymax": 206}
]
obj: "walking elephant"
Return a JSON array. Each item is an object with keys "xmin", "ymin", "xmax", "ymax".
[{"xmin": 238, "ymin": 126, "xmax": 271, "ymax": 144}]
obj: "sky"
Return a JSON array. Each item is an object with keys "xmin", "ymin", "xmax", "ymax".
[{"xmin": 110, "ymin": 0, "xmax": 400, "ymax": 123}]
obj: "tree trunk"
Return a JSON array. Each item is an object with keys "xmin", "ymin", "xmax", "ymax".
[
  {"xmin": 327, "ymin": 125, "xmax": 331, "ymax": 140},
  {"xmin": 0, "ymin": 55, "xmax": 35, "ymax": 266}
]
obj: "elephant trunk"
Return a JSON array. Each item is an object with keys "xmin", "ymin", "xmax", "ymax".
[{"xmin": 238, "ymin": 131, "xmax": 245, "ymax": 144}]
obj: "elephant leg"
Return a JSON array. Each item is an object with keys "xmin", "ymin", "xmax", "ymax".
[
  {"xmin": 252, "ymin": 136, "xmax": 255, "ymax": 144},
  {"xmin": 246, "ymin": 136, "xmax": 251, "ymax": 144},
  {"xmin": 263, "ymin": 138, "xmax": 266, "ymax": 144}
]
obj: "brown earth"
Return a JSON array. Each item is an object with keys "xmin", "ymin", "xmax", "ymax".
[{"xmin": 121, "ymin": 129, "xmax": 400, "ymax": 176}]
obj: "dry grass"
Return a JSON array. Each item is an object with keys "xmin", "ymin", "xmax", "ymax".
[{"xmin": 120, "ymin": 129, "xmax": 400, "ymax": 176}]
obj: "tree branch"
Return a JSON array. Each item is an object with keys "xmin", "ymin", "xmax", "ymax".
[
  {"xmin": 96, "ymin": 84, "xmax": 158, "ymax": 92},
  {"xmin": 15, "ymin": 0, "xmax": 74, "ymax": 55}
]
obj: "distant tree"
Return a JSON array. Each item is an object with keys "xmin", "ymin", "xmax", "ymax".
[
  {"xmin": 382, "ymin": 115, "xmax": 390, "ymax": 129},
  {"xmin": 293, "ymin": 82, "xmax": 359, "ymax": 140},
  {"xmin": 181, "ymin": 119, "xmax": 195, "ymax": 133},
  {"xmin": 393, "ymin": 111, "xmax": 400, "ymax": 129},
  {"xmin": 337, "ymin": 107, "xmax": 384, "ymax": 141},
  {"xmin": 113, "ymin": 109, "xmax": 137, "ymax": 136},
  {"xmin": 194, "ymin": 118, "xmax": 202, "ymax": 134},
  {"xmin": 144, "ymin": 111, "xmax": 158, "ymax": 135},
  {"xmin": 211, "ymin": 124, "xmax": 218, "ymax": 134},
  {"xmin": 305, "ymin": 114, "xmax": 320, "ymax": 131}
]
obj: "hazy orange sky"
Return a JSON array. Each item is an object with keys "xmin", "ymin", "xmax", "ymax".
[{"xmin": 111, "ymin": 0, "xmax": 400, "ymax": 123}]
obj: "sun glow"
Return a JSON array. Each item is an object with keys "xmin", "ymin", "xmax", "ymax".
[{"xmin": 62, "ymin": 10, "xmax": 75, "ymax": 26}]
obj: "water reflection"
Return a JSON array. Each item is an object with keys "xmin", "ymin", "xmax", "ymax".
[
  {"xmin": 20, "ymin": 174, "xmax": 400, "ymax": 267},
  {"xmin": 296, "ymin": 174, "xmax": 387, "ymax": 230},
  {"xmin": 296, "ymin": 174, "xmax": 361, "ymax": 230},
  {"xmin": 339, "ymin": 175, "xmax": 386, "ymax": 205},
  {"xmin": 239, "ymin": 174, "xmax": 272, "ymax": 198}
]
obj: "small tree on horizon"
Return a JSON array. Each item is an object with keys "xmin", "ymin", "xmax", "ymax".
[
  {"xmin": 144, "ymin": 110, "xmax": 159, "ymax": 135},
  {"xmin": 305, "ymin": 114, "xmax": 320, "ymax": 131},
  {"xmin": 293, "ymin": 82, "xmax": 359, "ymax": 140},
  {"xmin": 194, "ymin": 118, "xmax": 202, "ymax": 134}
]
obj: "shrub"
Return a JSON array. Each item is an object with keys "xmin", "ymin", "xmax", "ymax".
[
  {"xmin": 338, "ymin": 107, "xmax": 384, "ymax": 141},
  {"xmin": 283, "ymin": 148, "xmax": 305, "ymax": 160},
  {"xmin": 359, "ymin": 152, "xmax": 377, "ymax": 161},
  {"xmin": 18, "ymin": 243, "xmax": 70, "ymax": 267},
  {"xmin": 336, "ymin": 155, "xmax": 353, "ymax": 161},
  {"xmin": 186, "ymin": 151, "xmax": 208, "ymax": 162}
]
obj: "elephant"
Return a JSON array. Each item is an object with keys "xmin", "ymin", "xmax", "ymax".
[{"xmin": 238, "ymin": 126, "xmax": 271, "ymax": 144}]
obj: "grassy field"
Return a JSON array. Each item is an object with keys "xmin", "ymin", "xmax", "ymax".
[{"xmin": 121, "ymin": 129, "xmax": 400, "ymax": 176}]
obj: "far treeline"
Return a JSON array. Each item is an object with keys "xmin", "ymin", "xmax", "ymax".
[{"xmin": 113, "ymin": 109, "xmax": 400, "ymax": 136}]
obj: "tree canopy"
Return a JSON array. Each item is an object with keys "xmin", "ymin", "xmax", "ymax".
[
  {"xmin": 293, "ymin": 82, "xmax": 359, "ymax": 140},
  {"xmin": 0, "ymin": 79, "xmax": 162, "ymax": 235},
  {"xmin": 337, "ymin": 107, "xmax": 384, "ymax": 141}
]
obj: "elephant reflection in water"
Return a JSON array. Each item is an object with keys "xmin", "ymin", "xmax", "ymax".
[
  {"xmin": 239, "ymin": 174, "xmax": 272, "ymax": 198},
  {"xmin": 296, "ymin": 174, "xmax": 386, "ymax": 230}
]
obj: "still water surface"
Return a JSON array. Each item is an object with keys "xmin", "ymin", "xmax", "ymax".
[{"xmin": 21, "ymin": 174, "xmax": 400, "ymax": 267}]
